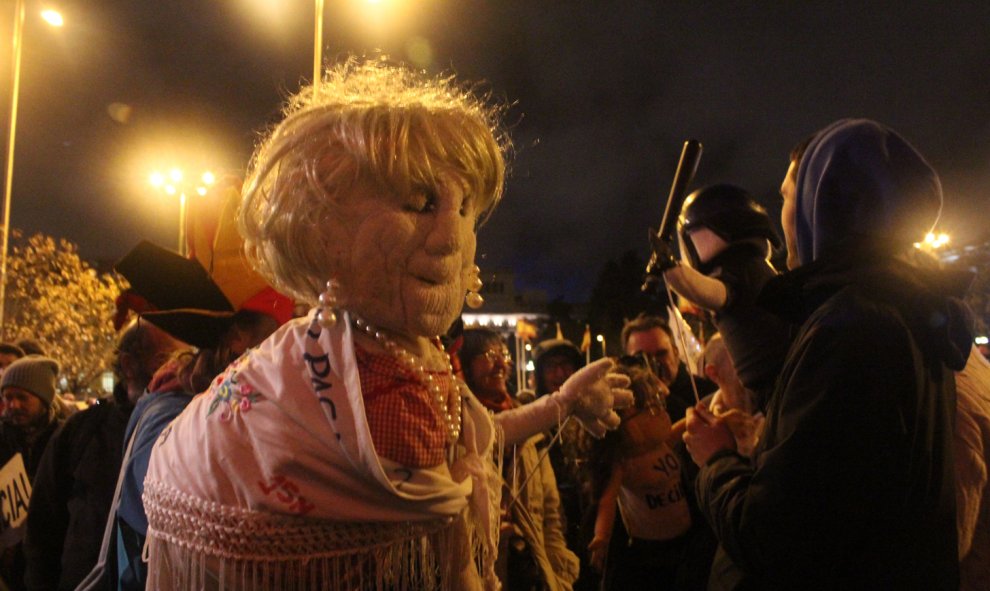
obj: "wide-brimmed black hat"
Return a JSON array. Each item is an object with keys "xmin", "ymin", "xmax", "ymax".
[{"xmin": 113, "ymin": 179, "xmax": 293, "ymax": 349}]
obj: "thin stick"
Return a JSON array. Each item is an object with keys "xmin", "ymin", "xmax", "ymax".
[
  {"xmin": 666, "ymin": 282, "xmax": 702, "ymax": 405},
  {"xmin": 506, "ymin": 416, "xmax": 572, "ymax": 510}
]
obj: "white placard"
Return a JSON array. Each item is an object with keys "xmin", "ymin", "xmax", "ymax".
[{"xmin": 0, "ymin": 453, "xmax": 32, "ymax": 547}]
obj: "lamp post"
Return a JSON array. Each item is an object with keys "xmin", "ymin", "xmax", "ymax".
[
  {"xmin": 0, "ymin": 1, "xmax": 63, "ymax": 334},
  {"xmin": 314, "ymin": 0, "xmax": 324, "ymax": 98},
  {"xmin": 149, "ymin": 169, "xmax": 215, "ymax": 256}
]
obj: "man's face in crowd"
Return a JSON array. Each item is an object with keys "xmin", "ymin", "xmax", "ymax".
[
  {"xmin": 468, "ymin": 342, "xmax": 512, "ymax": 401},
  {"xmin": 540, "ymin": 352, "xmax": 577, "ymax": 394},
  {"xmin": 779, "ymin": 159, "xmax": 801, "ymax": 270},
  {"xmin": 2, "ymin": 386, "xmax": 47, "ymax": 427},
  {"xmin": 624, "ymin": 327, "xmax": 679, "ymax": 386}
]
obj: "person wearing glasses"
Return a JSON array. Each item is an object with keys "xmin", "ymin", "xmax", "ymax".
[{"xmin": 458, "ymin": 327, "xmax": 579, "ymax": 591}]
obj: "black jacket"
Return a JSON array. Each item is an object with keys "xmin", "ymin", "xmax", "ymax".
[
  {"xmin": 697, "ymin": 252, "xmax": 970, "ymax": 590},
  {"xmin": 0, "ymin": 414, "xmax": 63, "ymax": 591},
  {"xmin": 23, "ymin": 397, "xmax": 132, "ymax": 590}
]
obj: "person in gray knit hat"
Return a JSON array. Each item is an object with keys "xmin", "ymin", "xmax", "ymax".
[
  {"xmin": 0, "ymin": 355, "xmax": 67, "ymax": 590},
  {"xmin": 0, "ymin": 355, "xmax": 66, "ymax": 477},
  {"xmin": 2, "ymin": 355, "xmax": 59, "ymax": 418}
]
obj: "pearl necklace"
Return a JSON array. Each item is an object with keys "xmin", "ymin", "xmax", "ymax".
[{"xmin": 352, "ymin": 316, "xmax": 462, "ymax": 445}]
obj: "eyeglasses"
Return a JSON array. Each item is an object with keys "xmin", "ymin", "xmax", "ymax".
[{"xmin": 483, "ymin": 349, "xmax": 513, "ymax": 366}]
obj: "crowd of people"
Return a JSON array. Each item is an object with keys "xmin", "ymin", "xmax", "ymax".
[{"xmin": 0, "ymin": 58, "xmax": 983, "ymax": 591}]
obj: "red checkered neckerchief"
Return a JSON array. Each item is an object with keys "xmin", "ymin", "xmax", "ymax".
[{"xmin": 355, "ymin": 342, "xmax": 456, "ymax": 468}]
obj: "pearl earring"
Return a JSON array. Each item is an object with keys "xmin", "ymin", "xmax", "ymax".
[
  {"xmin": 465, "ymin": 265, "xmax": 484, "ymax": 309},
  {"xmin": 318, "ymin": 279, "xmax": 340, "ymax": 328}
]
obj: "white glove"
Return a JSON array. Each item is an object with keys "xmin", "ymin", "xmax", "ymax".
[
  {"xmin": 557, "ymin": 358, "xmax": 633, "ymax": 438},
  {"xmin": 495, "ymin": 358, "xmax": 632, "ymax": 445}
]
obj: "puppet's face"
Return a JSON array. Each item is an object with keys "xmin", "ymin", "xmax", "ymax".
[
  {"xmin": 686, "ymin": 227, "xmax": 729, "ymax": 265},
  {"xmin": 326, "ymin": 172, "xmax": 478, "ymax": 340}
]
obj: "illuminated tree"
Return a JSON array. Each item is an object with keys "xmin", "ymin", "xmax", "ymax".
[{"xmin": 1, "ymin": 232, "xmax": 125, "ymax": 396}]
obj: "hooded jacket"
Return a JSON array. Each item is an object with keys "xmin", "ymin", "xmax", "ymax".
[{"xmin": 696, "ymin": 119, "xmax": 969, "ymax": 590}]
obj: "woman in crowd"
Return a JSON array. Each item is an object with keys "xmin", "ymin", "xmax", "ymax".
[
  {"xmin": 458, "ymin": 327, "xmax": 579, "ymax": 590},
  {"xmin": 587, "ymin": 360, "xmax": 692, "ymax": 590}
]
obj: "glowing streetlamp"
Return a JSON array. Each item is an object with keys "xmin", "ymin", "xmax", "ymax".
[
  {"xmin": 913, "ymin": 231, "xmax": 951, "ymax": 251},
  {"xmin": 0, "ymin": 2, "xmax": 65, "ymax": 333},
  {"xmin": 149, "ymin": 169, "xmax": 215, "ymax": 255},
  {"xmin": 40, "ymin": 8, "xmax": 63, "ymax": 26}
]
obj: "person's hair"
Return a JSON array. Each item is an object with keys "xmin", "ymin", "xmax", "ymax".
[
  {"xmin": 613, "ymin": 360, "xmax": 665, "ymax": 413},
  {"xmin": 457, "ymin": 327, "xmax": 504, "ymax": 394},
  {"xmin": 112, "ymin": 319, "xmax": 163, "ymax": 390},
  {"xmin": 177, "ymin": 310, "xmax": 277, "ymax": 394},
  {"xmin": 240, "ymin": 57, "xmax": 511, "ymax": 305},
  {"xmin": 0, "ymin": 343, "xmax": 24, "ymax": 358},
  {"xmin": 789, "ymin": 132, "xmax": 817, "ymax": 166},
  {"xmin": 620, "ymin": 313, "xmax": 674, "ymax": 350},
  {"xmin": 585, "ymin": 359, "xmax": 668, "ymax": 503}
]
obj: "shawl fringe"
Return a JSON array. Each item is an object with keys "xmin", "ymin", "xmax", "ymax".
[{"xmin": 145, "ymin": 481, "xmax": 460, "ymax": 590}]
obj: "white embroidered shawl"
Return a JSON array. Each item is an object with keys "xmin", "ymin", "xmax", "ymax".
[{"xmin": 143, "ymin": 310, "xmax": 501, "ymax": 590}]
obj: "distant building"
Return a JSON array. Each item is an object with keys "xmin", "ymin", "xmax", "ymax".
[{"xmin": 462, "ymin": 268, "xmax": 549, "ymax": 330}]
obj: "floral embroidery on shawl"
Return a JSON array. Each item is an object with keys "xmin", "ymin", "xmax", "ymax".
[{"xmin": 206, "ymin": 355, "xmax": 263, "ymax": 420}]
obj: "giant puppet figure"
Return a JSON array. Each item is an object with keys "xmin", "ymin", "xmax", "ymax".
[{"xmin": 143, "ymin": 59, "xmax": 632, "ymax": 590}]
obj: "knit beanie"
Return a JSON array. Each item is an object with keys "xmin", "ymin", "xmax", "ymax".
[{"xmin": 1, "ymin": 355, "xmax": 59, "ymax": 405}]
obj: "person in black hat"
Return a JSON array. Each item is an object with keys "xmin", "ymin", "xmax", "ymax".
[
  {"xmin": 0, "ymin": 343, "xmax": 24, "ymax": 373},
  {"xmin": 109, "ymin": 178, "xmax": 293, "ymax": 591},
  {"xmin": 533, "ymin": 338, "xmax": 584, "ymax": 399},
  {"xmin": 23, "ymin": 319, "xmax": 185, "ymax": 591}
]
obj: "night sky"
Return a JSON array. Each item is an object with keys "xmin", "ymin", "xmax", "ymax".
[{"xmin": 2, "ymin": 1, "xmax": 989, "ymax": 301}]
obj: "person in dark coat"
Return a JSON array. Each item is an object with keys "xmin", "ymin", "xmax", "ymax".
[
  {"xmin": 684, "ymin": 119, "xmax": 970, "ymax": 590},
  {"xmin": 22, "ymin": 320, "xmax": 183, "ymax": 591},
  {"xmin": 0, "ymin": 355, "xmax": 66, "ymax": 590}
]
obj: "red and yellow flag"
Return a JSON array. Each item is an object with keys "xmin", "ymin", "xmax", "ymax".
[
  {"xmin": 516, "ymin": 318, "xmax": 537, "ymax": 341},
  {"xmin": 580, "ymin": 324, "xmax": 592, "ymax": 353}
]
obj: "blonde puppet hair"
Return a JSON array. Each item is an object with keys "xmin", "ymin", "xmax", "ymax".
[{"xmin": 239, "ymin": 58, "xmax": 510, "ymax": 304}]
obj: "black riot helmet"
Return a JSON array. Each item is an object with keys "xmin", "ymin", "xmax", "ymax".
[{"xmin": 677, "ymin": 184, "xmax": 781, "ymax": 272}]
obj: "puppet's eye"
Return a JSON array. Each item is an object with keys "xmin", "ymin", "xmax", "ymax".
[
  {"xmin": 405, "ymin": 190, "xmax": 438, "ymax": 214},
  {"xmin": 459, "ymin": 194, "xmax": 475, "ymax": 217}
]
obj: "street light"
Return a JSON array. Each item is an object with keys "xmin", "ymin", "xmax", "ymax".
[
  {"xmin": 913, "ymin": 231, "xmax": 951, "ymax": 251},
  {"xmin": 0, "ymin": 2, "xmax": 64, "ymax": 333},
  {"xmin": 149, "ymin": 168, "xmax": 215, "ymax": 256}
]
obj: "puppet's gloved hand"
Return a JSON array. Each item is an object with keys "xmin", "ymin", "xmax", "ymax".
[
  {"xmin": 494, "ymin": 358, "xmax": 632, "ymax": 445},
  {"xmin": 556, "ymin": 358, "xmax": 633, "ymax": 438}
]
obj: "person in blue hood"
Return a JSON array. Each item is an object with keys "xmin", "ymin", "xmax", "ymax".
[{"xmin": 683, "ymin": 119, "xmax": 972, "ymax": 590}]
